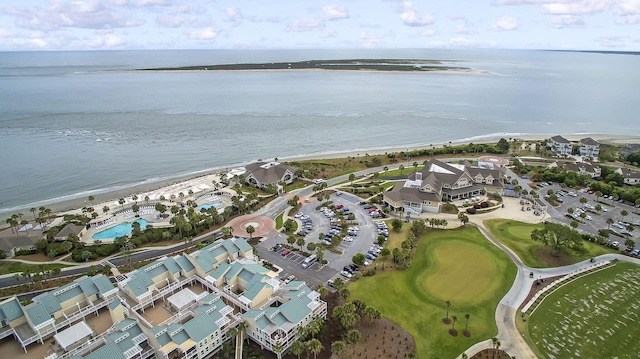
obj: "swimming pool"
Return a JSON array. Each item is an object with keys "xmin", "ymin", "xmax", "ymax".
[
  {"xmin": 197, "ymin": 201, "xmax": 222, "ymax": 211},
  {"xmin": 92, "ymin": 219, "xmax": 149, "ymax": 240}
]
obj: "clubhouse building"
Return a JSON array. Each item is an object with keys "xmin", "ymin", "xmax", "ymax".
[
  {"xmin": 383, "ymin": 159, "xmax": 505, "ymax": 214},
  {"xmin": 0, "ymin": 237, "xmax": 326, "ymax": 359}
]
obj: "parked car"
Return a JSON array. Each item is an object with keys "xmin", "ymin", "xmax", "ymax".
[
  {"xmin": 281, "ymin": 249, "xmax": 291, "ymax": 256},
  {"xmin": 340, "ymin": 270, "xmax": 353, "ymax": 278},
  {"xmin": 632, "ymin": 249, "xmax": 640, "ymax": 256}
]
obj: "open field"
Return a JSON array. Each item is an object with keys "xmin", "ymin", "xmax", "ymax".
[
  {"xmin": 522, "ymin": 262, "xmax": 640, "ymax": 359},
  {"xmin": 349, "ymin": 226, "xmax": 516, "ymax": 359},
  {"xmin": 484, "ymin": 219, "xmax": 615, "ymax": 268}
]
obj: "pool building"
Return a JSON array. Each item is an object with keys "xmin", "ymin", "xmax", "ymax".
[{"xmin": 1, "ymin": 237, "xmax": 326, "ymax": 359}]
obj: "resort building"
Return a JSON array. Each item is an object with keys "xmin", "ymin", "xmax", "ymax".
[
  {"xmin": 579, "ymin": 137, "xmax": 600, "ymax": 159},
  {"xmin": 615, "ymin": 167, "xmax": 640, "ymax": 185},
  {"xmin": 549, "ymin": 161, "xmax": 602, "ymax": 178},
  {"xmin": 244, "ymin": 162, "xmax": 297, "ymax": 190},
  {"xmin": 0, "ymin": 235, "xmax": 40, "ymax": 258},
  {"xmin": 548, "ymin": 135, "xmax": 573, "ymax": 157},
  {"xmin": 53, "ymin": 224, "xmax": 86, "ymax": 241},
  {"xmin": 383, "ymin": 159, "xmax": 505, "ymax": 214},
  {"xmin": 1, "ymin": 237, "xmax": 325, "ymax": 359}
]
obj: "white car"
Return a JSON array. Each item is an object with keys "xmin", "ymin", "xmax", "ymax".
[
  {"xmin": 343, "ymin": 236, "xmax": 354, "ymax": 242},
  {"xmin": 340, "ymin": 270, "xmax": 353, "ymax": 278}
]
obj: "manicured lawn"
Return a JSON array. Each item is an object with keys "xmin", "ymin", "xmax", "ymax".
[
  {"xmin": 350, "ymin": 226, "xmax": 517, "ymax": 359},
  {"xmin": 523, "ymin": 262, "xmax": 640, "ymax": 359},
  {"xmin": 484, "ymin": 219, "xmax": 615, "ymax": 268},
  {"xmin": 0, "ymin": 261, "xmax": 70, "ymax": 276},
  {"xmin": 275, "ymin": 212, "xmax": 284, "ymax": 230}
]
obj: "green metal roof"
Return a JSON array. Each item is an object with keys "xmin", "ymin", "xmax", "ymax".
[
  {"xmin": 210, "ymin": 261, "xmax": 230, "ymax": 280},
  {"xmin": 25, "ymin": 302, "xmax": 51, "ymax": 326},
  {"xmin": 108, "ymin": 299, "xmax": 123, "ymax": 310},
  {"xmin": 82, "ymin": 342, "xmax": 127, "ymax": 359},
  {"xmin": 156, "ymin": 332, "xmax": 172, "ymax": 346},
  {"xmin": 233, "ymin": 237, "xmax": 252, "ymax": 253},
  {"xmin": 126, "ymin": 277, "xmax": 149, "ymax": 297},
  {"xmin": 146, "ymin": 264, "xmax": 169, "ymax": 279},
  {"xmin": 114, "ymin": 318, "xmax": 137, "ymax": 331},
  {"xmin": 77, "ymin": 277, "xmax": 99, "ymax": 297},
  {"xmin": 243, "ymin": 282, "xmax": 270, "ymax": 301},
  {"xmin": 255, "ymin": 314, "xmax": 271, "ymax": 330},
  {"xmin": 224, "ymin": 262, "xmax": 244, "ymax": 281},
  {"xmin": 93, "ymin": 275, "xmax": 115, "ymax": 295},
  {"xmin": 170, "ymin": 328, "xmax": 190, "ymax": 345},
  {"xmin": 56, "ymin": 285, "xmax": 84, "ymax": 303},
  {"xmin": 175, "ymin": 255, "xmax": 195, "ymax": 272},
  {"xmin": 183, "ymin": 313, "xmax": 219, "ymax": 342},
  {"xmin": 279, "ymin": 297, "xmax": 311, "ymax": 324},
  {"xmin": 237, "ymin": 268, "xmax": 255, "ymax": 282},
  {"xmin": 35, "ymin": 292, "xmax": 62, "ymax": 315},
  {"xmin": 209, "ymin": 246, "xmax": 228, "ymax": 259},
  {"xmin": 162, "ymin": 257, "xmax": 181, "ymax": 274},
  {"xmin": 0, "ymin": 297, "xmax": 24, "ymax": 321},
  {"xmin": 132, "ymin": 269, "xmax": 154, "ymax": 287},
  {"xmin": 221, "ymin": 240, "xmax": 239, "ymax": 254}
]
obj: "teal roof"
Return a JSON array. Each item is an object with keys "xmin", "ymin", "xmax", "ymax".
[
  {"xmin": 56, "ymin": 285, "xmax": 84, "ymax": 303},
  {"xmin": 146, "ymin": 264, "xmax": 168, "ymax": 279},
  {"xmin": 132, "ymin": 269, "xmax": 154, "ymax": 287},
  {"xmin": 255, "ymin": 314, "xmax": 271, "ymax": 330},
  {"xmin": 35, "ymin": 292, "xmax": 62, "ymax": 315},
  {"xmin": 244, "ymin": 282, "xmax": 270, "ymax": 301},
  {"xmin": 198, "ymin": 293, "xmax": 219, "ymax": 304},
  {"xmin": 279, "ymin": 297, "xmax": 311, "ymax": 324},
  {"xmin": 222, "ymin": 240, "xmax": 239, "ymax": 254},
  {"xmin": 210, "ymin": 261, "xmax": 230, "ymax": 280},
  {"xmin": 0, "ymin": 297, "xmax": 24, "ymax": 321},
  {"xmin": 126, "ymin": 277, "xmax": 149, "ymax": 297},
  {"xmin": 269, "ymin": 312, "xmax": 288, "ymax": 326},
  {"xmin": 82, "ymin": 342, "xmax": 127, "ymax": 359},
  {"xmin": 233, "ymin": 237, "xmax": 252, "ymax": 253},
  {"xmin": 244, "ymin": 263, "xmax": 271, "ymax": 274},
  {"xmin": 224, "ymin": 262, "xmax": 244, "ymax": 281},
  {"xmin": 209, "ymin": 246, "xmax": 228, "ymax": 259},
  {"xmin": 108, "ymin": 299, "xmax": 123, "ymax": 310},
  {"xmin": 114, "ymin": 337, "xmax": 136, "ymax": 353},
  {"xmin": 237, "ymin": 268, "xmax": 255, "ymax": 282},
  {"xmin": 93, "ymin": 275, "xmax": 115, "ymax": 295},
  {"xmin": 183, "ymin": 313, "xmax": 219, "ymax": 342},
  {"xmin": 193, "ymin": 255, "xmax": 216, "ymax": 274},
  {"xmin": 243, "ymin": 310, "xmax": 262, "ymax": 319},
  {"xmin": 175, "ymin": 256, "xmax": 195, "ymax": 272},
  {"xmin": 156, "ymin": 332, "xmax": 172, "ymax": 346},
  {"xmin": 162, "ymin": 257, "xmax": 182, "ymax": 274},
  {"xmin": 25, "ymin": 302, "xmax": 52, "ymax": 326},
  {"xmin": 114, "ymin": 318, "xmax": 137, "ymax": 331},
  {"xmin": 77, "ymin": 277, "xmax": 99, "ymax": 297},
  {"xmin": 170, "ymin": 329, "xmax": 190, "ymax": 345}
]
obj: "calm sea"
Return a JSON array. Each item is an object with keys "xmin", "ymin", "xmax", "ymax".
[{"xmin": 0, "ymin": 48, "xmax": 638, "ymax": 214}]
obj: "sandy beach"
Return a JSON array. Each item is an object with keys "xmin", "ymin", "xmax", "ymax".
[{"xmin": 2, "ymin": 133, "xmax": 639, "ymax": 223}]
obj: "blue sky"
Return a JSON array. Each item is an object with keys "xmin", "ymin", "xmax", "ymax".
[{"xmin": 0, "ymin": 0, "xmax": 638, "ymax": 51}]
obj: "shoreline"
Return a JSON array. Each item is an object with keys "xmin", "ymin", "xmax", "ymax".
[{"xmin": 2, "ymin": 132, "xmax": 639, "ymax": 223}]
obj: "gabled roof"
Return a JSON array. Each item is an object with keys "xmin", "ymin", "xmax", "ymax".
[
  {"xmin": 550, "ymin": 135, "xmax": 570, "ymax": 144},
  {"xmin": 32, "ymin": 292, "xmax": 62, "ymax": 315},
  {"xmin": 384, "ymin": 183, "xmax": 440, "ymax": 203},
  {"xmin": 245, "ymin": 162, "xmax": 297, "ymax": 185},
  {"xmin": 183, "ymin": 313, "xmax": 219, "ymax": 342},
  {"xmin": 233, "ymin": 237, "xmax": 253, "ymax": 253},
  {"xmin": 162, "ymin": 257, "xmax": 182, "ymax": 274},
  {"xmin": 210, "ymin": 261, "xmax": 231, "ymax": 281},
  {"xmin": 24, "ymin": 302, "xmax": 51, "ymax": 326},
  {"xmin": 618, "ymin": 167, "xmax": 640, "ymax": 178},
  {"xmin": 93, "ymin": 274, "xmax": 116, "ymax": 295},
  {"xmin": 580, "ymin": 137, "xmax": 599, "ymax": 146},
  {"xmin": 175, "ymin": 255, "xmax": 195, "ymax": 272},
  {"xmin": 77, "ymin": 276, "xmax": 99, "ymax": 297},
  {"xmin": 54, "ymin": 223, "xmax": 84, "ymax": 240},
  {"xmin": 126, "ymin": 277, "xmax": 150, "ymax": 297},
  {"xmin": 80, "ymin": 342, "xmax": 127, "ymax": 359}
]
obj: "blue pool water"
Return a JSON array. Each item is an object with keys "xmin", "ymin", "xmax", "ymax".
[
  {"xmin": 92, "ymin": 219, "xmax": 149, "ymax": 240},
  {"xmin": 197, "ymin": 202, "xmax": 222, "ymax": 211}
]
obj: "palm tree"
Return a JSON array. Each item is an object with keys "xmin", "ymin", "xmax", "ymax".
[
  {"xmin": 464, "ymin": 313, "xmax": 471, "ymax": 334},
  {"xmin": 349, "ymin": 173, "xmax": 356, "ymax": 186},
  {"xmin": 347, "ymin": 329, "xmax": 361, "ymax": 354},
  {"xmin": 88, "ymin": 195, "xmax": 95, "ymax": 206},
  {"xmin": 444, "ymin": 300, "xmax": 451, "ymax": 323},
  {"xmin": 450, "ymin": 315, "xmax": 458, "ymax": 333},
  {"xmin": 331, "ymin": 341, "xmax": 346, "ymax": 358},
  {"xmin": 289, "ymin": 340, "xmax": 305, "ymax": 359},
  {"xmin": 307, "ymin": 338, "xmax": 323, "ymax": 359},
  {"xmin": 621, "ymin": 209, "xmax": 629, "ymax": 223},
  {"xmin": 606, "ymin": 217, "xmax": 614, "ymax": 229},
  {"xmin": 102, "ymin": 205, "xmax": 110, "ymax": 215},
  {"xmin": 20, "ymin": 220, "xmax": 29, "ymax": 235},
  {"xmin": 492, "ymin": 337, "xmax": 499, "ymax": 359},
  {"xmin": 131, "ymin": 194, "xmax": 138, "ymax": 203},
  {"xmin": 118, "ymin": 197, "xmax": 126, "ymax": 211},
  {"xmin": 30, "ymin": 207, "xmax": 37, "ymax": 221},
  {"xmin": 144, "ymin": 195, "xmax": 150, "ymax": 204},
  {"xmin": 595, "ymin": 191, "xmax": 602, "ymax": 202},
  {"xmin": 399, "ymin": 164, "xmax": 405, "ymax": 175},
  {"xmin": 246, "ymin": 225, "xmax": 255, "ymax": 240}
]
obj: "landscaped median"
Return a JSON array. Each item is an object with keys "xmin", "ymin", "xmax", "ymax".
[
  {"xmin": 349, "ymin": 226, "xmax": 517, "ymax": 359},
  {"xmin": 484, "ymin": 219, "xmax": 615, "ymax": 268}
]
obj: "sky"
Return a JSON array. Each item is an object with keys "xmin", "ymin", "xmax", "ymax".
[{"xmin": 0, "ymin": 0, "xmax": 638, "ymax": 51}]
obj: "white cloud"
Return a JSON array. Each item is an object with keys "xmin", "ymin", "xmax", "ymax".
[
  {"xmin": 285, "ymin": 18, "xmax": 325, "ymax": 32},
  {"xmin": 135, "ymin": 0, "xmax": 171, "ymax": 6},
  {"xmin": 189, "ymin": 27, "xmax": 221, "ymax": 40},
  {"xmin": 616, "ymin": 15, "xmax": 640, "ymax": 24},
  {"xmin": 550, "ymin": 14, "xmax": 585, "ymax": 28},
  {"xmin": 358, "ymin": 31, "xmax": 385, "ymax": 47},
  {"xmin": 492, "ymin": 0, "xmax": 565, "ymax": 5},
  {"xmin": 320, "ymin": 30, "xmax": 337, "ymax": 38},
  {"xmin": 156, "ymin": 13, "xmax": 198, "ymax": 27},
  {"xmin": 400, "ymin": 2, "xmax": 434, "ymax": 27},
  {"xmin": 226, "ymin": 7, "xmax": 243, "ymax": 23},
  {"xmin": 492, "ymin": 16, "xmax": 520, "ymax": 31},
  {"xmin": 83, "ymin": 33, "xmax": 126, "ymax": 48},
  {"xmin": 450, "ymin": 36, "xmax": 497, "ymax": 48},
  {"xmin": 456, "ymin": 23, "xmax": 474, "ymax": 34},
  {"xmin": 541, "ymin": 1, "xmax": 612, "ymax": 15},
  {"xmin": 421, "ymin": 27, "xmax": 436, "ymax": 36},
  {"xmin": 323, "ymin": 4, "xmax": 349, "ymax": 20},
  {"xmin": 0, "ymin": 27, "xmax": 15, "ymax": 37}
]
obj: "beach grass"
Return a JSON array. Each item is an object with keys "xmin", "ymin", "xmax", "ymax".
[
  {"xmin": 0, "ymin": 262, "xmax": 71, "ymax": 276},
  {"xmin": 484, "ymin": 219, "xmax": 615, "ymax": 268},
  {"xmin": 349, "ymin": 226, "xmax": 516, "ymax": 359},
  {"xmin": 522, "ymin": 262, "xmax": 640, "ymax": 359}
]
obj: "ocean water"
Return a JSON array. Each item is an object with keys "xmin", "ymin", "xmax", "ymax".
[{"xmin": 0, "ymin": 48, "xmax": 638, "ymax": 214}]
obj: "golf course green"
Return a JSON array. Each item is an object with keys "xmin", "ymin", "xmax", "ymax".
[
  {"xmin": 349, "ymin": 226, "xmax": 516, "ymax": 359},
  {"xmin": 523, "ymin": 262, "xmax": 640, "ymax": 359}
]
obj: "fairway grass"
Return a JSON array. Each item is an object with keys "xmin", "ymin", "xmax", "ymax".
[
  {"xmin": 349, "ymin": 226, "xmax": 516, "ymax": 359},
  {"xmin": 523, "ymin": 262, "xmax": 640, "ymax": 359},
  {"xmin": 0, "ymin": 262, "xmax": 70, "ymax": 276},
  {"xmin": 484, "ymin": 219, "xmax": 615, "ymax": 268}
]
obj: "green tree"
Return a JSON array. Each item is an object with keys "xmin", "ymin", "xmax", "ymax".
[
  {"xmin": 296, "ymin": 236, "xmax": 306, "ymax": 250},
  {"xmin": 391, "ymin": 218, "xmax": 403, "ymax": 232},
  {"xmin": 531, "ymin": 222, "xmax": 585, "ymax": 256},
  {"xmin": 621, "ymin": 209, "xmax": 629, "ymax": 223},
  {"xmin": 307, "ymin": 338, "xmax": 323, "ymax": 359},
  {"xmin": 289, "ymin": 340, "xmax": 305, "ymax": 359},
  {"xmin": 444, "ymin": 300, "xmax": 451, "ymax": 323},
  {"xmin": 347, "ymin": 329, "xmax": 361, "ymax": 354},
  {"xmin": 349, "ymin": 173, "xmax": 356, "ymax": 186},
  {"xmin": 118, "ymin": 197, "xmax": 125, "ymax": 211},
  {"xmin": 497, "ymin": 138, "xmax": 510, "ymax": 152},
  {"xmin": 450, "ymin": 315, "xmax": 458, "ymax": 332},
  {"xmin": 606, "ymin": 217, "xmax": 614, "ymax": 229},
  {"xmin": 464, "ymin": 313, "xmax": 471, "ymax": 334},
  {"xmin": 246, "ymin": 225, "xmax": 255, "ymax": 240},
  {"xmin": 352, "ymin": 253, "xmax": 366, "ymax": 266},
  {"xmin": 331, "ymin": 341, "xmax": 346, "ymax": 358},
  {"xmin": 399, "ymin": 164, "xmax": 405, "ymax": 175},
  {"xmin": 570, "ymin": 220, "xmax": 579, "ymax": 229}
]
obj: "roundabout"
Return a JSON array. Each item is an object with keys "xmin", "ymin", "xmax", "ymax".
[{"xmin": 228, "ymin": 214, "xmax": 275, "ymax": 239}]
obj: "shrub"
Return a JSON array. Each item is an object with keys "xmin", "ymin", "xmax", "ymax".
[
  {"xmin": 466, "ymin": 208, "xmax": 476, "ymax": 214},
  {"xmin": 473, "ymin": 204, "xmax": 481, "ymax": 209},
  {"xmin": 481, "ymin": 202, "xmax": 489, "ymax": 208}
]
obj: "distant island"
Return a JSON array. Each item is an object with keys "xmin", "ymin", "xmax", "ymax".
[{"xmin": 138, "ymin": 59, "xmax": 476, "ymax": 73}]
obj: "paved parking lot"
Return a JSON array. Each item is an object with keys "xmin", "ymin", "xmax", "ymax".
[
  {"xmin": 256, "ymin": 192, "xmax": 382, "ymax": 288},
  {"xmin": 542, "ymin": 184, "xmax": 640, "ymax": 247}
]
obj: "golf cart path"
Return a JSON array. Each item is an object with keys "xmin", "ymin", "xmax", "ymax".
[{"xmin": 457, "ymin": 222, "xmax": 640, "ymax": 359}]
